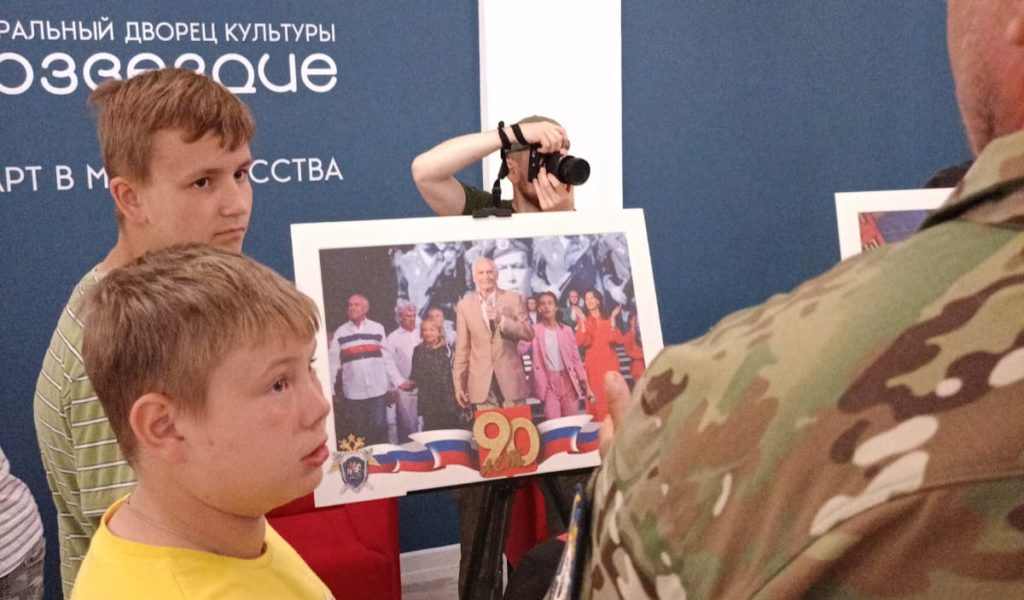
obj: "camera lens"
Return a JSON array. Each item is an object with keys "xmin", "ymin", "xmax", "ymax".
[{"xmin": 544, "ymin": 154, "xmax": 591, "ymax": 185}]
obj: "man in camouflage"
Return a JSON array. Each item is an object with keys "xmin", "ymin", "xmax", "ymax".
[{"xmin": 582, "ymin": 2, "xmax": 1024, "ymax": 597}]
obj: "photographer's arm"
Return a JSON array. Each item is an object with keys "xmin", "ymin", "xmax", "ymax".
[{"xmin": 411, "ymin": 122, "xmax": 569, "ymax": 216}]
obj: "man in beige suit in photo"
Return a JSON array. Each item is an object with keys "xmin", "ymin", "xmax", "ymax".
[
  {"xmin": 453, "ymin": 257, "xmax": 534, "ymax": 410},
  {"xmin": 450, "ymin": 256, "xmax": 534, "ymax": 600}
]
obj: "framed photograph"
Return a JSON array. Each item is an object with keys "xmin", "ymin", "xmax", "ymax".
[
  {"xmin": 292, "ymin": 209, "xmax": 662, "ymax": 507},
  {"xmin": 834, "ymin": 188, "xmax": 951, "ymax": 259}
]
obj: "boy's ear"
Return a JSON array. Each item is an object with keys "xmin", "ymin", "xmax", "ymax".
[
  {"xmin": 109, "ymin": 176, "xmax": 146, "ymax": 224},
  {"xmin": 129, "ymin": 393, "xmax": 187, "ymax": 464}
]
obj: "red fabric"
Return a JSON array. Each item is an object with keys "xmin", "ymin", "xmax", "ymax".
[
  {"xmin": 576, "ymin": 315, "xmax": 625, "ymax": 422},
  {"xmin": 504, "ymin": 480, "xmax": 550, "ymax": 568},
  {"xmin": 622, "ymin": 328, "xmax": 646, "ymax": 379},
  {"xmin": 267, "ymin": 495, "xmax": 400, "ymax": 600}
]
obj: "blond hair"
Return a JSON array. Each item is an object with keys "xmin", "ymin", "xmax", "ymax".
[
  {"xmin": 82, "ymin": 244, "xmax": 318, "ymax": 461},
  {"xmin": 420, "ymin": 318, "xmax": 442, "ymax": 335},
  {"xmin": 89, "ymin": 68, "xmax": 255, "ymax": 183}
]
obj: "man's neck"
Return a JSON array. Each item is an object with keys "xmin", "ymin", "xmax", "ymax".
[
  {"xmin": 511, "ymin": 189, "xmax": 541, "ymax": 214},
  {"xmin": 109, "ymin": 479, "xmax": 265, "ymax": 559},
  {"xmin": 351, "ymin": 317, "xmax": 366, "ymax": 327},
  {"xmin": 96, "ymin": 235, "xmax": 146, "ymax": 274}
]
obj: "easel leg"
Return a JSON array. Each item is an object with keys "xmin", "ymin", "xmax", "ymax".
[
  {"xmin": 460, "ymin": 479, "xmax": 517, "ymax": 600},
  {"xmin": 539, "ymin": 474, "xmax": 572, "ymax": 530}
]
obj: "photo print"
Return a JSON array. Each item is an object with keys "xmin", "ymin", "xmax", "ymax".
[
  {"xmin": 834, "ymin": 188, "xmax": 950, "ymax": 259},
  {"xmin": 291, "ymin": 210, "xmax": 662, "ymax": 506}
]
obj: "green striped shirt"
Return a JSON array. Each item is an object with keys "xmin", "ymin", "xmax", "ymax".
[{"xmin": 33, "ymin": 270, "xmax": 137, "ymax": 598}]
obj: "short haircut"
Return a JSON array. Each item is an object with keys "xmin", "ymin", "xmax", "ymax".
[
  {"xmin": 472, "ymin": 257, "xmax": 495, "ymax": 271},
  {"xmin": 509, "ymin": 115, "xmax": 561, "ymax": 153},
  {"xmin": 89, "ymin": 68, "xmax": 255, "ymax": 183},
  {"xmin": 394, "ymin": 299, "xmax": 417, "ymax": 324},
  {"xmin": 82, "ymin": 244, "xmax": 319, "ymax": 461}
]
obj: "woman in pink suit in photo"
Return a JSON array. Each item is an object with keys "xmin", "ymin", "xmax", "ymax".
[
  {"xmin": 530, "ymin": 292, "xmax": 588, "ymax": 419},
  {"xmin": 574, "ymin": 288, "xmax": 623, "ymax": 422}
]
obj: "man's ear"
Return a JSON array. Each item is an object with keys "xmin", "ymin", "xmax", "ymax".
[
  {"xmin": 505, "ymin": 154, "xmax": 525, "ymax": 184},
  {"xmin": 129, "ymin": 392, "xmax": 187, "ymax": 464},
  {"xmin": 109, "ymin": 176, "xmax": 146, "ymax": 224}
]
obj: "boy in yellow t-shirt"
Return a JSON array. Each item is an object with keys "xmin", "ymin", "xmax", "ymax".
[{"xmin": 71, "ymin": 244, "xmax": 334, "ymax": 600}]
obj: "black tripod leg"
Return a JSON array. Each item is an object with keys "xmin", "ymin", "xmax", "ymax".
[
  {"xmin": 540, "ymin": 474, "xmax": 573, "ymax": 530},
  {"xmin": 462, "ymin": 479, "xmax": 517, "ymax": 600},
  {"xmin": 463, "ymin": 483, "xmax": 495, "ymax": 600}
]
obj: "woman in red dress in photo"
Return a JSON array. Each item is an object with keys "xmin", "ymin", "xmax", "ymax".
[{"xmin": 574, "ymin": 288, "xmax": 623, "ymax": 422}]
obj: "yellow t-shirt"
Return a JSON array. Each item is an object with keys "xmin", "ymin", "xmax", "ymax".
[{"xmin": 72, "ymin": 497, "xmax": 333, "ymax": 600}]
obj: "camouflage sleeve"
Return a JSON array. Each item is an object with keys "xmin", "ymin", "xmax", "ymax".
[
  {"xmin": 763, "ymin": 478, "xmax": 1024, "ymax": 598},
  {"xmin": 579, "ymin": 222, "xmax": 1024, "ymax": 598},
  {"xmin": 581, "ymin": 341, "xmax": 1024, "ymax": 599}
]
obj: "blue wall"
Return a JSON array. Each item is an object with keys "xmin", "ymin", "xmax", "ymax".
[
  {"xmin": 1, "ymin": 2, "xmax": 967, "ymax": 597},
  {"xmin": 623, "ymin": 1, "xmax": 966, "ymax": 343}
]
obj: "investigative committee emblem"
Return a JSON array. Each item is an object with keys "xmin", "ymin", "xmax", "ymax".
[{"xmin": 330, "ymin": 434, "xmax": 379, "ymax": 494}]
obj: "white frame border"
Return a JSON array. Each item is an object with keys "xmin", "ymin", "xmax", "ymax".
[
  {"xmin": 834, "ymin": 188, "xmax": 951, "ymax": 259},
  {"xmin": 291, "ymin": 209, "xmax": 661, "ymax": 506}
]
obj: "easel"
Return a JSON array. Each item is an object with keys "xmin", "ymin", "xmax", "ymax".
[
  {"xmin": 462, "ymin": 467, "xmax": 583, "ymax": 600},
  {"xmin": 461, "ymin": 132, "xmax": 581, "ymax": 599}
]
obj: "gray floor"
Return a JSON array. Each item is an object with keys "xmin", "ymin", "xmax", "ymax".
[
  {"xmin": 401, "ymin": 544, "xmax": 461, "ymax": 600},
  {"xmin": 402, "ymin": 576, "xmax": 460, "ymax": 600}
]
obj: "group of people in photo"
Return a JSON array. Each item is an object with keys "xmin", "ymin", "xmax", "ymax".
[{"xmin": 328, "ymin": 233, "xmax": 646, "ymax": 446}]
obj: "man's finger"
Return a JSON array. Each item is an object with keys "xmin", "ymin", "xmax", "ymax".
[
  {"xmin": 599, "ymin": 415, "xmax": 615, "ymax": 458},
  {"xmin": 598, "ymin": 371, "xmax": 630, "ymax": 458},
  {"xmin": 604, "ymin": 371, "xmax": 629, "ymax": 429}
]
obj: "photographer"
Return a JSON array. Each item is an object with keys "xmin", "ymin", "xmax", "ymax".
[{"xmin": 411, "ymin": 116, "xmax": 577, "ymax": 215}]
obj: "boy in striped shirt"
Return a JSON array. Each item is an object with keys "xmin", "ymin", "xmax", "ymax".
[{"xmin": 33, "ymin": 67, "xmax": 255, "ymax": 597}]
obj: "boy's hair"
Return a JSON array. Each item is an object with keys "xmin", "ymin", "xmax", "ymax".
[
  {"xmin": 82, "ymin": 244, "xmax": 319, "ymax": 461},
  {"xmin": 89, "ymin": 68, "xmax": 255, "ymax": 183}
]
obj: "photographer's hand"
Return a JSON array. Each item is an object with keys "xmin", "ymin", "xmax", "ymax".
[
  {"xmin": 533, "ymin": 166, "xmax": 575, "ymax": 211},
  {"xmin": 517, "ymin": 121, "xmax": 569, "ymax": 153}
]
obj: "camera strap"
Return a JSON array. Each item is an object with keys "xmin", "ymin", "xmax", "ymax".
[
  {"xmin": 497, "ymin": 121, "xmax": 512, "ymax": 151},
  {"xmin": 509, "ymin": 123, "xmax": 529, "ymax": 146},
  {"xmin": 492, "ymin": 121, "xmax": 511, "ymax": 207},
  {"xmin": 495, "ymin": 119, "xmax": 512, "ymax": 180},
  {"xmin": 482, "ymin": 120, "xmax": 529, "ymax": 215}
]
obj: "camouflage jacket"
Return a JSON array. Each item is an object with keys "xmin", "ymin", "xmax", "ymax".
[{"xmin": 582, "ymin": 130, "xmax": 1024, "ymax": 599}]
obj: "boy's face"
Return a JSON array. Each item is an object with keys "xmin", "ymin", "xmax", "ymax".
[
  {"xmin": 132, "ymin": 129, "xmax": 253, "ymax": 254},
  {"xmin": 177, "ymin": 336, "xmax": 329, "ymax": 517}
]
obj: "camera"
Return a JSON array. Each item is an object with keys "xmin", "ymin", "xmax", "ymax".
[{"xmin": 527, "ymin": 147, "xmax": 590, "ymax": 186}]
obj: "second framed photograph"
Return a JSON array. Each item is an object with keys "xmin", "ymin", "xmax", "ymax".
[
  {"xmin": 292, "ymin": 209, "xmax": 662, "ymax": 507},
  {"xmin": 834, "ymin": 188, "xmax": 951, "ymax": 259}
]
